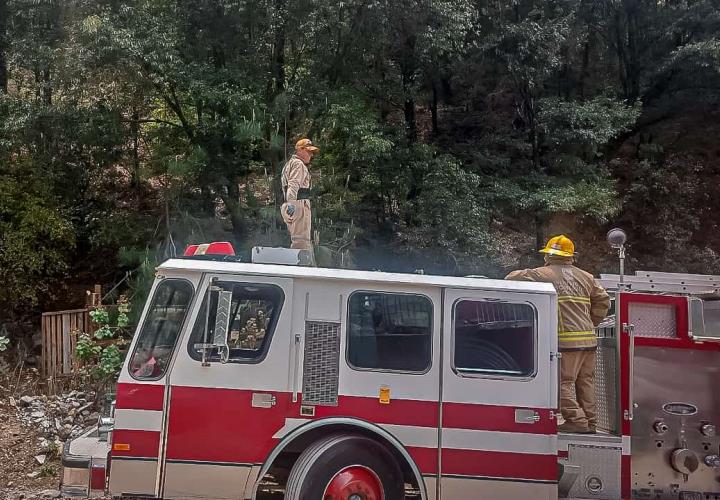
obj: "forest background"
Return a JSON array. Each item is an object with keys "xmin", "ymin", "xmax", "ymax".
[{"xmin": 1, "ymin": 0, "xmax": 720, "ymax": 330}]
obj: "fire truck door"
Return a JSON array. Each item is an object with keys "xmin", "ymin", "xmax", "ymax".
[
  {"xmin": 109, "ymin": 274, "xmax": 200, "ymax": 498},
  {"xmin": 439, "ymin": 288, "xmax": 558, "ymax": 500},
  {"xmin": 160, "ymin": 274, "xmax": 294, "ymax": 500}
]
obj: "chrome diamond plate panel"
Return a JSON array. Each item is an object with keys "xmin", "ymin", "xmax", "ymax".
[
  {"xmin": 629, "ymin": 302, "xmax": 677, "ymax": 339},
  {"xmin": 595, "ymin": 337, "xmax": 619, "ymax": 434},
  {"xmin": 566, "ymin": 444, "xmax": 621, "ymax": 499},
  {"xmin": 302, "ymin": 321, "xmax": 340, "ymax": 406}
]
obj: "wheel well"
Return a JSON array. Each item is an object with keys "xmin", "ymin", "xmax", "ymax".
[{"xmin": 255, "ymin": 422, "xmax": 425, "ymax": 498}]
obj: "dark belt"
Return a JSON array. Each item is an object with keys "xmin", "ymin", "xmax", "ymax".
[{"xmin": 286, "ymin": 187, "xmax": 312, "ymax": 200}]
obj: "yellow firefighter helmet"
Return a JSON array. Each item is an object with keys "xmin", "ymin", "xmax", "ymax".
[{"xmin": 539, "ymin": 235, "xmax": 575, "ymax": 257}]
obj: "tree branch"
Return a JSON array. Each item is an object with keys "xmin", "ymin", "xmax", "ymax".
[{"xmin": 122, "ymin": 117, "xmax": 183, "ymax": 128}]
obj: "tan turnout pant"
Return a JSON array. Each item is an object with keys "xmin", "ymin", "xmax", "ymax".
[
  {"xmin": 285, "ymin": 199, "xmax": 313, "ymax": 251},
  {"xmin": 560, "ymin": 349, "xmax": 596, "ymax": 429}
]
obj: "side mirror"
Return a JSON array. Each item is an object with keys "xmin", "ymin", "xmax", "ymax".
[
  {"xmin": 197, "ymin": 286, "xmax": 233, "ymax": 365},
  {"xmin": 212, "ymin": 290, "xmax": 232, "ymax": 363}
]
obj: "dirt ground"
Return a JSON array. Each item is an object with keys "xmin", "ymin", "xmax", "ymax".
[{"xmin": 0, "ymin": 394, "xmax": 63, "ymax": 499}]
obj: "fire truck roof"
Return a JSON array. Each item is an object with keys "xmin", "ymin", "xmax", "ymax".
[{"xmin": 158, "ymin": 258, "xmax": 558, "ymax": 295}]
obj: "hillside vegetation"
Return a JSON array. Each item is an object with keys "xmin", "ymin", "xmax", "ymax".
[{"xmin": 1, "ymin": 0, "xmax": 719, "ymax": 323}]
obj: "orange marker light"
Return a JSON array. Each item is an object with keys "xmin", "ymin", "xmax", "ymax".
[
  {"xmin": 113, "ymin": 443, "xmax": 130, "ymax": 451},
  {"xmin": 379, "ymin": 386, "xmax": 391, "ymax": 405}
]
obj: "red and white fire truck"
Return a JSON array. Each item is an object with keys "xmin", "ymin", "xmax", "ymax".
[{"xmin": 61, "ymin": 239, "xmax": 720, "ymax": 499}]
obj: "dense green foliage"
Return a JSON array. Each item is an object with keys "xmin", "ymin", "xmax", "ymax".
[{"xmin": 1, "ymin": 0, "xmax": 719, "ymax": 320}]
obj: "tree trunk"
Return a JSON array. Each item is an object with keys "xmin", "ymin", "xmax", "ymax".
[
  {"xmin": 578, "ymin": 29, "xmax": 594, "ymax": 99},
  {"xmin": 271, "ymin": 0, "xmax": 286, "ymax": 95},
  {"xmin": 270, "ymin": 143, "xmax": 284, "ymax": 207},
  {"xmin": 264, "ymin": 0, "xmax": 287, "ymax": 208},
  {"xmin": 520, "ymin": 83, "xmax": 540, "ymax": 171},
  {"xmin": 42, "ymin": 68, "xmax": 51, "ymax": 105},
  {"xmin": 613, "ymin": 9, "xmax": 629, "ymax": 98},
  {"xmin": 535, "ymin": 213, "xmax": 545, "ymax": 256},
  {"xmin": 402, "ymin": 61, "xmax": 417, "ymax": 141},
  {"xmin": 0, "ymin": 0, "xmax": 7, "ymax": 94},
  {"xmin": 41, "ymin": 0, "xmax": 61, "ymax": 106},
  {"xmin": 130, "ymin": 108, "xmax": 140, "ymax": 190},
  {"xmin": 221, "ymin": 182, "xmax": 246, "ymax": 240},
  {"xmin": 530, "ymin": 123, "xmax": 540, "ymax": 172},
  {"xmin": 431, "ymin": 79, "xmax": 439, "ymax": 136},
  {"xmin": 404, "ymin": 97, "xmax": 416, "ymax": 142},
  {"xmin": 625, "ymin": 3, "xmax": 640, "ymax": 100}
]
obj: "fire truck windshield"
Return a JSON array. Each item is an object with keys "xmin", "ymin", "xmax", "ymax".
[{"xmin": 128, "ymin": 279, "xmax": 194, "ymax": 380}]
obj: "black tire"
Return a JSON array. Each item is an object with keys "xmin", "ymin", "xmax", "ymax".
[{"xmin": 285, "ymin": 434, "xmax": 405, "ymax": 500}]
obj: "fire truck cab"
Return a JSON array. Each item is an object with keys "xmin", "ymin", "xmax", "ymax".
[{"xmin": 61, "ymin": 244, "xmax": 720, "ymax": 500}]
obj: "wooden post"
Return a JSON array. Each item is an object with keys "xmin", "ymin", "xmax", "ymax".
[{"xmin": 91, "ymin": 284, "xmax": 102, "ymax": 307}]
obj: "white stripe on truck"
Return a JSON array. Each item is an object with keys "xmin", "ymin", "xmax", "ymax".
[{"xmin": 114, "ymin": 409, "xmax": 163, "ymax": 432}]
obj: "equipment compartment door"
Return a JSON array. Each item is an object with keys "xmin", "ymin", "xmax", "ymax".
[
  {"xmin": 439, "ymin": 289, "xmax": 558, "ymax": 500},
  {"xmin": 619, "ymin": 292, "xmax": 720, "ymax": 500}
]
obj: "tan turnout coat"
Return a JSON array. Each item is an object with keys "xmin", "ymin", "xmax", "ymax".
[{"xmin": 505, "ymin": 256, "xmax": 610, "ymax": 350}]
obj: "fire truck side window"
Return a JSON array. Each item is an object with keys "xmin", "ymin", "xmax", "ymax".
[
  {"xmin": 453, "ymin": 300, "xmax": 536, "ymax": 378},
  {"xmin": 347, "ymin": 292, "xmax": 433, "ymax": 372},
  {"xmin": 128, "ymin": 279, "xmax": 194, "ymax": 380},
  {"xmin": 188, "ymin": 282, "xmax": 284, "ymax": 362}
]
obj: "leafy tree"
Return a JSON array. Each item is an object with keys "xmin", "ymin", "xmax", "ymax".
[
  {"xmin": 0, "ymin": 168, "xmax": 75, "ymax": 314},
  {"xmin": 1, "ymin": 0, "xmax": 720, "ymax": 329}
]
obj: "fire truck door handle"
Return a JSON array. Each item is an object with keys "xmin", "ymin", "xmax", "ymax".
[
  {"xmin": 515, "ymin": 409, "xmax": 540, "ymax": 424},
  {"xmin": 623, "ymin": 322, "xmax": 636, "ymax": 421},
  {"xmin": 552, "ymin": 351, "xmax": 562, "ymax": 412},
  {"xmin": 292, "ymin": 333, "xmax": 301, "ymax": 403},
  {"xmin": 251, "ymin": 393, "xmax": 277, "ymax": 408}
]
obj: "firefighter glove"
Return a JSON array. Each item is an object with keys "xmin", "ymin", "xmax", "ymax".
[{"xmin": 286, "ymin": 204, "xmax": 296, "ymax": 217}]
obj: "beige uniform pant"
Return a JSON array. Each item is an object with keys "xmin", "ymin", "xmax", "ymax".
[
  {"xmin": 285, "ymin": 199, "xmax": 312, "ymax": 251},
  {"xmin": 560, "ymin": 349, "xmax": 596, "ymax": 429}
]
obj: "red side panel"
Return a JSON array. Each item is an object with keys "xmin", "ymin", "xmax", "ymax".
[
  {"xmin": 443, "ymin": 402, "xmax": 556, "ymax": 435},
  {"xmin": 406, "ymin": 447, "xmax": 437, "ymax": 475},
  {"xmin": 164, "ymin": 385, "xmax": 556, "ymax": 484},
  {"xmin": 115, "ymin": 382, "xmax": 164, "ymax": 411},
  {"xmin": 111, "ymin": 430, "xmax": 161, "ymax": 459},
  {"xmin": 621, "ymin": 454, "xmax": 631, "ymax": 499},
  {"xmin": 443, "ymin": 449, "xmax": 557, "ymax": 481}
]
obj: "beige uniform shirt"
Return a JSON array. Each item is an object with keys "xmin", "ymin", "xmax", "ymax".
[{"xmin": 281, "ymin": 155, "xmax": 311, "ymax": 202}]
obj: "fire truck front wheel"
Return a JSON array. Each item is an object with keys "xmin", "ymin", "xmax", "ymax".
[{"xmin": 285, "ymin": 434, "xmax": 405, "ymax": 500}]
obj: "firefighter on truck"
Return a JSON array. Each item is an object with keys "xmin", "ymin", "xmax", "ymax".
[{"xmin": 506, "ymin": 234, "xmax": 610, "ymax": 434}]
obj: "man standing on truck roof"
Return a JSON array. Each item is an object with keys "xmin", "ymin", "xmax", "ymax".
[
  {"xmin": 281, "ymin": 138, "xmax": 318, "ymax": 256},
  {"xmin": 505, "ymin": 235, "xmax": 610, "ymax": 434}
]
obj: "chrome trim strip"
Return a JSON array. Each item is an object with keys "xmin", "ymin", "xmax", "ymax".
[
  {"xmin": 437, "ymin": 287, "xmax": 445, "ymax": 500},
  {"xmin": 440, "ymin": 473, "xmax": 557, "ymax": 484},
  {"xmin": 110, "ymin": 456, "xmax": 158, "ymax": 462}
]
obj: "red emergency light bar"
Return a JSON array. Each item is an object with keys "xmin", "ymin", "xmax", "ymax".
[{"xmin": 183, "ymin": 242, "xmax": 235, "ymax": 257}]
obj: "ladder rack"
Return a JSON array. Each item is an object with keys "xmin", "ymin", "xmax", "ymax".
[{"xmin": 600, "ymin": 271, "xmax": 720, "ymax": 294}]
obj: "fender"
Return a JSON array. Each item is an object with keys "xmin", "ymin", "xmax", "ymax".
[{"xmin": 252, "ymin": 416, "xmax": 429, "ymax": 500}]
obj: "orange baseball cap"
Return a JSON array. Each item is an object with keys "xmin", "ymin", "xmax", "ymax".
[{"xmin": 295, "ymin": 138, "xmax": 319, "ymax": 153}]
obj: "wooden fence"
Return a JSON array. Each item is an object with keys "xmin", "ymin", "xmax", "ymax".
[{"xmin": 41, "ymin": 308, "xmax": 94, "ymax": 378}]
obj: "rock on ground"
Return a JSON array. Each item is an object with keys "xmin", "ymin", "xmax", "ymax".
[
  {"xmin": 0, "ymin": 386, "xmax": 110, "ymax": 500},
  {"xmin": 0, "ymin": 398, "xmax": 61, "ymax": 497}
]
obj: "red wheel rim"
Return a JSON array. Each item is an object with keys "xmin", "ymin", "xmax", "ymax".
[{"xmin": 323, "ymin": 465, "xmax": 384, "ymax": 500}]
